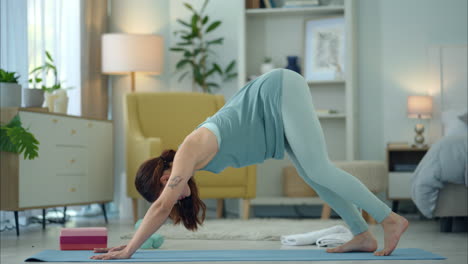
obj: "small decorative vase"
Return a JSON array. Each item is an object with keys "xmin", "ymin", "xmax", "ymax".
[
  {"xmin": 0, "ymin": 83, "xmax": 22, "ymax": 107},
  {"xmin": 285, "ymin": 56, "xmax": 301, "ymax": 74},
  {"xmin": 54, "ymin": 90, "xmax": 69, "ymax": 114},
  {"xmin": 260, "ymin": 63, "xmax": 275, "ymax": 75},
  {"xmin": 44, "ymin": 92, "xmax": 56, "ymax": 112},
  {"xmin": 22, "ymin": 88, "xmax": 44, "ymax": 107}
]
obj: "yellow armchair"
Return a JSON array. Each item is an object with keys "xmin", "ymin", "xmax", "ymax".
[{"xmin": 125, "ymin": 92, "xmax": 256, "ymax": 222}]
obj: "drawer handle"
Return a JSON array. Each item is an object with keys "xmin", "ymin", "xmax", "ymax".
[
  {"xmin": 52, "ymin": 119, "xmax": 58, "ymax": 124},
  {"xmin": 88, "ymin": 123, "xmax": 93, "ymax": 128},
  {"xmin": 69, "ymin": 187, "xmax": 76, "ymax": 192},
  {"xmin": 69, "ymin": 159, "xmax": 76, "ymax": 164},
  {"xmin": 71, "ymin": 129, "xmax": 77, "ymax": 135}
]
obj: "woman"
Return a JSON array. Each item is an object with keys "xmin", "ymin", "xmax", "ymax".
[{"xmin": 91, "ymin": 69, "xmax": 408, "ymax": 260}]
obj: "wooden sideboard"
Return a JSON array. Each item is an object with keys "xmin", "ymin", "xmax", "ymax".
[{"xmin": 0, "ymin": 108, "xmax": 113, "ymax": 234}]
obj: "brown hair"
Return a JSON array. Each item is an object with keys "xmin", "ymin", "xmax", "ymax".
[{"xmin": 134, "ymin": 149, "xmax": 206, "ymax": 231}]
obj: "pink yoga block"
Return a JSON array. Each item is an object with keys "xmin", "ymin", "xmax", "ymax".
[
  {"xmin": 60, "ymin": 227, "xmax": 107, "ymax": 237},
  {"xmin": 60, "ymin": 227, "xmax": 107, "ymax": 250}
]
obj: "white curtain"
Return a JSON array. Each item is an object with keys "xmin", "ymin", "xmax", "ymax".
[
  {"xmin": 28, "ymin": 0, "xmax": 81, "ymax": 116},
  {"xmin": 0, "ymin": 0, "xmax": 29, "ymax": 87}
]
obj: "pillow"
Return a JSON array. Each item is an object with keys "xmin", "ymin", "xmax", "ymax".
[{"xmin": 442, "ymin": 109, "xmax": 468, "ymax": 137}]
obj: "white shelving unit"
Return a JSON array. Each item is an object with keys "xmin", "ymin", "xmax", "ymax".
[{"xmin": 238, "ymin": 1, "xmax": 358, "ymax": 209}]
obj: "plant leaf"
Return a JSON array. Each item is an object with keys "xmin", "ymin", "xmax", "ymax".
[
  {"xmin": 206, "ymin": 21, "xmax": 221, "ymax": 33},
  {"xmin": 176, "ymin": 59, "xmax": 192, "ymax": 70},
  {"xmin": 170, "ymin": 47, "xmax": 187, "ymax": 52},
  {"xmin": 177, "ymin": 42, "xmax": 193, "ymax": 46},
  {"xmin": 45, "ymin": 51, "xmax": 54, "ymax": 62},
  {"xmin": 225, "ymin": 60, "xmax": 236, "ymax": 73},
  {"xmin": 30, "ymin": 66, "xmax": 43, "ymax": 74},
  {"xmin": 204, "ymin": 68, "xmax": 217, "ymax": 78},
  {"xmin": 202, "ymin": 16, "xmax": 208, "ymax": 25},
  {"xmin": 193, "ymin": 66, "xmax": 204, "ymax": 86},
  {"xmin": 178, "ymin": 71, "xmax": 190, "ymax": 82},
  {"xmin": 177, "ymin": 19, "xmax": 191, "ymax": 28},
  {"xmin": 200, "ymin": 0, "xmax": 209, "ymax": 14},
  {"xmin": 207, "ymin": 37, "xmax": 223, "ymax": 45},
  {"xmin": 184, "ymin": 3, "xmax": 194, "ymax": 12},
  {"xmin": 213, "ymin": 63, "xmax": 223, "ymax": 74},
  {"xmin": 206, "ymin": 82, "xmax": 219, "ymax": 88}
]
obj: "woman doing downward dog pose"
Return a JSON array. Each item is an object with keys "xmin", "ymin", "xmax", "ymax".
[{"xmin": 91, "ymin": 69, "xmax": 408, "ymax": 260}]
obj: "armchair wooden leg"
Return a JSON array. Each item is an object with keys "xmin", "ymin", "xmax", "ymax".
[
  {"xmin": 321, "ymin": 203, "xmax": 331, "ymax": 219},
  {"xmin": 362, "ymin": 210, "xmax": 377, "ymax": 225},
  {"xmin": 132, "ymin": 198, "xmax": 138, "ymax": 223},
  {"xmin": 242, "ymin": 199, "xmax": 251, "ymax": 220},
  {"xmin": 216, "ymin": 199, "xmax": 224, "ymax": 218}
]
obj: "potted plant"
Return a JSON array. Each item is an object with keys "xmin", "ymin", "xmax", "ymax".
[
  {"xmin": 0, "ymin": 114, "xmax": 39, "ymax": 160},
  {"xmin": 0, "ymin": 69, "xmax": 22, "ymax": 107},
  {"xmin": 170, "ymin": 0, "xmax": 237, "ymax": 93},
  {"xmin": 27, "ymin": 51, "xmax": 69, "ymax": 113}
]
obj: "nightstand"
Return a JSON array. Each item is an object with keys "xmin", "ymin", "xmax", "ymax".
[{"xmin": 386, "ymin": 144, "xmax": 429, "ymax": 212}]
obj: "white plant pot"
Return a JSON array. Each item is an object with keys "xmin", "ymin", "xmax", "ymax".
[
  {"xmin": 260, "ymin": 63, "xmax": 275, "ymax": 75},
  {"xmin": 0, "ymin": 83, "xmax": 22, "ymax": 107},
  {"xmin": 22, "ymin": 88, "xmax": 44, "ymax": 107}
]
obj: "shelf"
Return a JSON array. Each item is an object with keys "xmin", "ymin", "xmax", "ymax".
[
  {"xmin": 317, "ymin": 113, "xmax": 346, "ymax": 119},
  {"xmin": 251, "ymin": 196, "xmax": 325, "ymax": 206},
  {"xmin": 246, "ymin": 6, "xmax": 344, "ymax": 16},
  {"xmin": 308, "ymin": 80, "xmax": 345, "ymax": 85}
]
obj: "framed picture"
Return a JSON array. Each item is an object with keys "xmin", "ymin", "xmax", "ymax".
[{"xmin": 304, "ymin": 17, "xmax": 346, "ymax": 82}]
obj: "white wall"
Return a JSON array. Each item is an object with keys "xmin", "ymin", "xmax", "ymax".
[
  {"xmin": 357, "ymin": 0, "xmax": 468, "ymax": 160},
  {"xmin": 109, "ymin": 0, "xmax": 171, "ymax": 219}
]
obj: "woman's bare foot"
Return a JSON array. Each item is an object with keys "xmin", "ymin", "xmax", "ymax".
[
  {"xmin": 374, "ymin": 212, "xmax": 409, "ymax": 256},
  {"xmin": 326, "ymin": 231, "xmax": 377, "ymax": 253}
]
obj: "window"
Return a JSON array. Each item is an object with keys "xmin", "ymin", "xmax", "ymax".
[{"xmin": 28, "ymin": 0, "xmax": 81, "ymax": 115}]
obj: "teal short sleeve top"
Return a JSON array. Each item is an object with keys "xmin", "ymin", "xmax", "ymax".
[{"xmin": 196, "ymin": 69, "xmax": 285, "ymax": 173}]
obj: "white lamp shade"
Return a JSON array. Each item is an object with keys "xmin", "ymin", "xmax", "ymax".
[
  {"xmin": 102, "ymin": 34, "xmax": 163, "ymax": 74},
  {"xmin": 407, "ymin": 95, "xmax": 433, "ymax": 119}
]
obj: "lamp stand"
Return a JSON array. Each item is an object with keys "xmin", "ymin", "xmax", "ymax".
[
  {"xmin": 412, "ymin": 118, "xmax": 427, "ymax": 148},
  {"xmin": 130, "ymin": 72, "xmax": 136, "ymax": 93}
]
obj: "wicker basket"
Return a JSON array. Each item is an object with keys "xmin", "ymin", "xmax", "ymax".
[{"xmin": 283, "ymin": 166, "xmax": 318, "ymax": 197}]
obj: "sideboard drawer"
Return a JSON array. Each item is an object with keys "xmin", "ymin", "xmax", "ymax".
[{"xmin": 52, "ymin": 146, "xmax": 88, "ymax": 177}]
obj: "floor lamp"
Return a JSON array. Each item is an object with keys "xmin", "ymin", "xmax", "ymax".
[{"xmin": 101, "ymin": 33, "xmax": 163, "ymax": 92}]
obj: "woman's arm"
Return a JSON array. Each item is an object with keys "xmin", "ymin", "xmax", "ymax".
[{"xmin": 91, "ymin": 128, "xmax": 217, "ymax": 260}]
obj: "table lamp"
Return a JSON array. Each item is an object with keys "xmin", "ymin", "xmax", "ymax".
[
  {"xmin": 102, "ymin": 34, "xmax": 163, "ymax": 92},
  {"xmin": 407, "ymin": 95, "xmax": 433, "ymax": 148}
]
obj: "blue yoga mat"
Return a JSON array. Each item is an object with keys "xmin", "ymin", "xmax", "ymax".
[{"xmin": 25, "ymin": 248, "xmax": 446, "ymax": 262}]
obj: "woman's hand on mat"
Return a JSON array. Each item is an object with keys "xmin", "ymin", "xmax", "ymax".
[
  {"xmin": 90, "ymin": 245, "xmax": 131, "ymax": 260},
  {"xmin": 93, "ymin": 245, "xmax": 126, "ymax": 253}
]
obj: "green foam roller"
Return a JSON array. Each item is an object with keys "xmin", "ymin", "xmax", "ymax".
[{"xmin": 134, "ymin": 219, "xmax": 164, "ymax": 249}]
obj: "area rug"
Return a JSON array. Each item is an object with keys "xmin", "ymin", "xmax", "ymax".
[{"xmin": 121, "ymin": 218, "xmax": 347, "ymax": 241}]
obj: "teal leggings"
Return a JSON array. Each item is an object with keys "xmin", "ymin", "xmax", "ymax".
[{"xmin": 281, "ymin": 69, "xmax": 392, "ymax": 235}]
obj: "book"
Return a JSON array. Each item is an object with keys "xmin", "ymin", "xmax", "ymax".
[
  {"xmin": 262, "ymin": 0, "xmax": 272, "ymax": 8},
  {"xmin": 284, "ymin": 0, "xmax": 320, "ymax": 7}
]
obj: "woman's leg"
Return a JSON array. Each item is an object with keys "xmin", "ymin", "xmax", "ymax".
[
  {"xmin": 285, "ymin": 141, "xmax": 369, "ymax": 235},
  {"xmin": 281, "ymin": 69, "xmax": 408, "ymax": 256},
  {"xmin": 280, "ymin": 69, "xmax": 392, "ymax": 223}
]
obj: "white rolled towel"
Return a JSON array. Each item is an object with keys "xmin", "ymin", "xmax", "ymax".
[
  {"xmin": 316, "ymin": 231, "xmax": 353, "ymax": 248},
  {"xmin": 281, "ymin": 225, "xmax": 352, "ymax": 246}
]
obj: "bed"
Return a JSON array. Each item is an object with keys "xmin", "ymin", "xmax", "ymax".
[{"xmin": 411, "ymin": 45, "xmax": 468, "ymax": 232}]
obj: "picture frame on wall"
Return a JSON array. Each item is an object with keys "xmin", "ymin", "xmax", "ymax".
[{"xmin": 304, "ymin": 16, "xmax": 346, "ymax": 82}]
